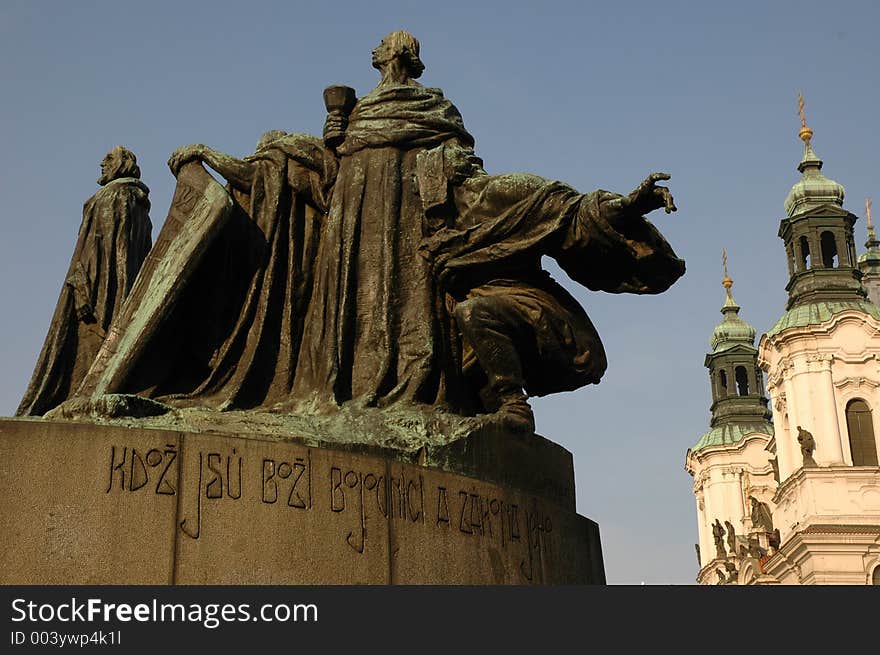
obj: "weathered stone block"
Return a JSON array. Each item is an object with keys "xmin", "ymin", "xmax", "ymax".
[
  {"xmin": 0, "ymin": 419, "xmax": 604, "ymax": 584},
  {"xmin": 0, "ymin": 420, "xmax": 178, "ymax": 584}
]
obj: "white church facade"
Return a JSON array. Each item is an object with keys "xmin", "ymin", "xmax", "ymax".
[{"xmin": 685, "ymin": 109, "xmax": 880, "ymax": 584}]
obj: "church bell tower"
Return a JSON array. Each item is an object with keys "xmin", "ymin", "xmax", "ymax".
[
  {"xmin": 757, "ymin": 98, "xmax": 880, "ymax": 584},
  {"xmin": 779, "ymin": 95, "xmax": 864, "ymax": 309},
  {"xmin": 686, "ymin": 256, "xmax": 776, "ymax": 585}
]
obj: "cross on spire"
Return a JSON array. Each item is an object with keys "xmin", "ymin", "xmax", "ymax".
[
  {"xmin": 797, "ymin": 92, "xmax": 813, "ymax": 143},
  {"xmin": 722, "ymin": 249, "xmax": 733, "ymax": 290},
  {"xmin": 866, "ymin": 197, "xmax": 879, "ymax": 251}
]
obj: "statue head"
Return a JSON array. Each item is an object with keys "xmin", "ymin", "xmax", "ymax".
[
  {"xmin": 98, "ymin": 145, "xmax": 140, "ymax": 185},
  {"xmin": 372, "ymin": 30, "xmax": 425, "ymax": 79}
]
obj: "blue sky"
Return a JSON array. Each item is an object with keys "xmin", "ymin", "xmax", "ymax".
[{"xmin": 2, "ymin": 1, "xmax": 879, "ymax": 584}]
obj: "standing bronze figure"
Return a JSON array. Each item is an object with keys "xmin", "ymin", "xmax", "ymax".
[{"xmin": 17, "ymin": 146, "xmax": 151, "ymax": 416}]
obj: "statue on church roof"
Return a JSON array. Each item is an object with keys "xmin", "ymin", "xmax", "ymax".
[
  {"xmin": 712, "ymin": 519, "xmax": 727, "ymax": 559},
  {"xmin": 797, "ymin": 426, "xmax": 817, "ymax": 467},
  {"xmin": 747, "ymin": 538, "xmax": 766, "ymax": 559},
  {"xmin": 724, "ymin": 520, "xmax": 737, "ymax": 556},
  {"xmin": 750, "ymin": 496, "xmax": 774, "ymax": 533}
]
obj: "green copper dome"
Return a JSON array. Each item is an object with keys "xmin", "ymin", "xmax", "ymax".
[
  {"xmin": 766, "ymin": 299, "xmax": 880, "ymax": 337},
  {"xmin": 691, "ymin": 421, "xmax": 775, "ymax": 453},
  {"xmin": 710, "ymin": 288, "xmax": 756, "ymax": 352},
  {"xmin": 783, "ymin": 141, "xmax": 845, "ymax": 217}
]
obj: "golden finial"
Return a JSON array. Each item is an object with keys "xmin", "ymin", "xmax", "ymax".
[
  {"xmin": 867, "ymin": 197, "xmax": 874, "ymax": 230},
  {"xmin": 722, "ymin": 248, "xmax": 733, "ymax": 290},
  {"xmin": 798, "ymin": 92, "xmax": 813, "ymax": 143}
]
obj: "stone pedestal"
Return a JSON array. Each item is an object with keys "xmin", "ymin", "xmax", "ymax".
[{"xmin": 0, "ymin": 419, "xmax": 604, "ymax": 584}]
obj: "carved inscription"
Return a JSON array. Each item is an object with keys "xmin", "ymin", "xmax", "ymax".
[
  {"xmin": 452, "ymin": 491, "xmax": 522, "ymax": 548},
  {"xmin": 436, "ymin": 486, "xmax": 449, "ymax": 526},
  {"xmin": 106, "ymin": 444, "xmax": 177, "ymax": 496},
  {"xmin": 329, "ymin": 466, "xmax": 424, "ymax": 553},
  {"xmin": 102, "ymin": 443, "xmax": 561, "ymax": 581},
  {"xmin": 521, "ymin": 509, "xmax": 553, "ymax": 582},
  {"xmin": 262, "ymin": 452, "xmax": 312, "ymax": 509},
  {"xmin": 179, "ymin": 447, "xmax": 244, "ymax": 539}
]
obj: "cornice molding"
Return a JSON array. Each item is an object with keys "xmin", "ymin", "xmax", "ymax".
[{"xmin": 833, "ymin": 376, "xmax": 880, "ymax": 392}]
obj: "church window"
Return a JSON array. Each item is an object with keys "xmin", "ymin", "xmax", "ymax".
[
  {"xmin": 719, "ymin": 370, "xmax": 728, "ymax": 395},
  {"xmin": 820, "ymin": 231, "xmax": 838, "ymax": 268},
  {"xmin": 873, "ymin": 566, "xmax": 880, "ymax": 585},
  {"xmin": 799, "ymin": 236, "xmax": 811, "ymax": 270},
  {"xmin": 846, "ymin": 399, "xmax": 879, "ymax": 466},
  {"xmin": 735, "ymin": 366, "xmax": 749, "ymax": 396}
]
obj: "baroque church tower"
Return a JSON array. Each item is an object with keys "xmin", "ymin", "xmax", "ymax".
[
  {"xmin": 689, "ymin": 99, "xmax": 880, "ymax": 584},
  {"xmin": 687, "ymin": 98, "xmax": 880, "ymax": 584},
  {"xmin": 685, "ymin": 258, "xmax": 778, "ymax": 585},
  {"xmin": 755, "ymin": 102, "xmax": 880, "ymax": 584}
]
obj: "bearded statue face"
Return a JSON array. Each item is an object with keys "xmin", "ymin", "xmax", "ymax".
[
  {"xmin": 98, "ymin": 146, "xmax": 140, "ymax": 185},
  {"xmin": 98, "ymin": 150, "xmax": 119, "ymax": 185}
]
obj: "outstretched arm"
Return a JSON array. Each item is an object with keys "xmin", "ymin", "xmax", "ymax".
[
  {"xmin": 602, "ymin": 172, "xmax": 677, "ymax": 229},
  {"xmin": 168, "ymin": 144, "xmax": 256, "ymax": 192}
]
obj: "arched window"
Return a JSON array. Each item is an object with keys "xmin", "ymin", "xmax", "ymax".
[
  {"xmin": 821, "ymin": 231, "xmax": 838, "ymax": 268},
  {"xmin": 845, "ymin": 399, "xmax": 879, "ymax": 466},
  {"xmin": 719, "ymin": 370, "xmax": 728, "ymax": 395},
  {"xmin": 799, "ymin": 236, "xmax": 811, "ymax": 270},
  {"xmin": 873, "ymin": 566, "xmax": 880, "ymax": 586},
  {"xmin": 735, "ymin": 366, "xmax": 749, "ymax": 396}
]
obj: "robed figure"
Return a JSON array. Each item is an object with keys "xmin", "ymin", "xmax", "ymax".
[
  {"xmin": 16, "ymin": 146, "xmax": 151, "ymax": 416},
  {"xmin": 73, "ymin": 131, "xmax": 333, "ymax": 410},
  {"xmin": 417, "ymin": 146, "xmax": 684, "ymax": 430},
  {"xmin": 292, "ymin": 30, "xmax": 684, "ymax": 427},
  {"xmin": 292, "ymin": 30, "xmax": 475, "ymax": 411}
]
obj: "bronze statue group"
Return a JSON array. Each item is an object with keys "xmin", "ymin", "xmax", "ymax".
[{"xmin": 18, "ymin": 31, "xmax": 684, "ymax": 435}]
